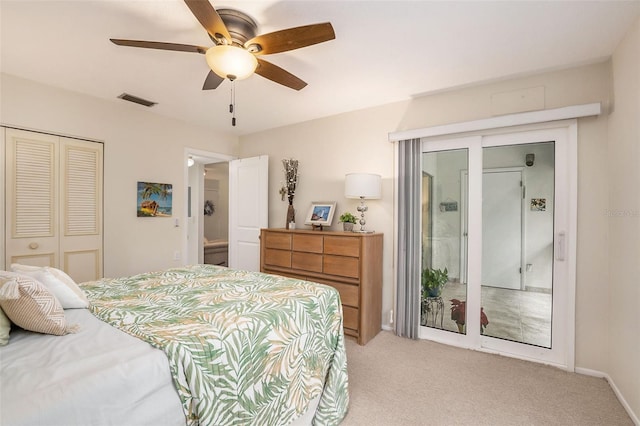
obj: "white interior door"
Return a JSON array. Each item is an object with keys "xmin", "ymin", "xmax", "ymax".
[
  {"xmin": 4, "ymin": 128, "xmax": 103, "ymax": 281},
  {"xmin": 59, "ymin": 137, "xmax": 103, "ymax": 282},
  {"xmin": 228, "ymin": 155, "xmax": 268, "ymax": 271},
  {"xmin": 5, "ymin": 129, "xmax": 59, "ymax": 269},
  {"xmin": 482, "ymin": 170, "xmax": 522, "ymax": 290}
]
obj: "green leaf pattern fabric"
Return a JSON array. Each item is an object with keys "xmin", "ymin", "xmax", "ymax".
[{"xmin": 81, "ymin": 265, "xmax": 349, "ymax": 426}]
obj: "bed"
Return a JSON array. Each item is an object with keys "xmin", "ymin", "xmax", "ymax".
[{"xmin": 0, "ymin": 264, "xmax": 349, "ymax": 425}]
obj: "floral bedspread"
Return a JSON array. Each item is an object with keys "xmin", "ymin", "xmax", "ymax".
[{"xmin": 81, "ymin": 265, "xmax": 349, "ymax": 425}]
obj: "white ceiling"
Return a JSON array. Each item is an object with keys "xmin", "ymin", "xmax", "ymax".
[{"xmin": 2, "ymin": 1, "xmax": 639, "ymax": 136}]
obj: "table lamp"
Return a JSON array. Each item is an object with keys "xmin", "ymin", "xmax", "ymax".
[{"xmin": 345, "ymin": 173, "xmax": 382, "ymax": 233}]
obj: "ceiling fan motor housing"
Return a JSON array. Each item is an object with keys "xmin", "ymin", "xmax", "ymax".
[{"xmin": 216, "ymin": 9, "xmax": 258, "ymax": 48}]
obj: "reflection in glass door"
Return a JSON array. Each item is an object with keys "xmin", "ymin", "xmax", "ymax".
[
  {"xmin": 420, "ymin": 149, "xmax": 468, "ymax": 332},
  {"xmin": 481, "ymin": 143, "xmax": 554, "ymax": 348}
]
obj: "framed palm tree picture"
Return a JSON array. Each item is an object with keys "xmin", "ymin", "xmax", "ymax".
[{"xmin": 137, "ymin": 182, "xmax": 173, "ymax": 217}]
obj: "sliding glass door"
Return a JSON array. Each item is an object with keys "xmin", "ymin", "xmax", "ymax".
[
  {"xmin": 419, "ymin": 126, "xmax": 575, "ymax": 368},
  {"xmin": 420, "ymin": 148, "xmax": 468, "ymax": 332}
]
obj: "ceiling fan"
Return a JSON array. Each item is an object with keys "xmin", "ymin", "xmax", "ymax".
[{"xmin": 110, "ymin": 0, "xmax": 336, "ymax": 91}]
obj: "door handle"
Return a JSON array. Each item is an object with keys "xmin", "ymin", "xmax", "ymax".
[
  {"xmin": 28, "ymin": 242, "xmax": 39, "ymax": 250},
  {"xmin": 555, "ymin": 232, "xmax": 566, "ymax": 261}
]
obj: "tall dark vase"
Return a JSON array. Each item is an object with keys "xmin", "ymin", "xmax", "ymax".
[{"xmin": 286, "ymin": 203, "xmax": 295, "ymax": 229}]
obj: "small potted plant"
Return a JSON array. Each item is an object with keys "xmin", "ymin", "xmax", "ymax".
[
  {"xmin": 421, "ymin": 267, "xmax": 448, "ymax": 299},
  {"xmin": 339, "ymin": 212, "xmax": 358, "ymax": 232}
]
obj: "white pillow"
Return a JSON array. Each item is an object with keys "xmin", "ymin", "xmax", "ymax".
[
  {"xmin": 0, "ymin": 306, "xmax": 10, "ymax": 345},
  {"xmin": 10, "ymin": 264, "xmax": 89, "ymax": 309}
]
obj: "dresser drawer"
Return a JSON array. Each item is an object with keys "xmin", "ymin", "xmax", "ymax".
[
  {"xmin": 292, "ymin": 252, "xmax": 322, "ymax": 273},
  {"xmin": 264, "ymin": 232, "xmax": 291, "ymax": 250},
  {"xmin": 263, "ymin": 248, "xmax": 291, "ymax": 268},
  {"xmin": 292, "ymin": 234, "xmax": 323, "ymax": 253},
  {"xmin": 312, "ymin": 278, "xmax": 359, "ymax": 307},
  {"xmin": 324, "ymin": 236, "xmax": 360, "ymax": 257},
  {"xmin": 343, "ymin": 306, "xmax": 359, "ymax": 331},
  {"xmin": 324, "ymin": 255, "xmax": 360, "ymax": 279}
]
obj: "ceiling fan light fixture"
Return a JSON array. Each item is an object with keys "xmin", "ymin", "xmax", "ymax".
[{"xmin": 205, "ymin": 45, "xmax": 257, "ymax": 80}]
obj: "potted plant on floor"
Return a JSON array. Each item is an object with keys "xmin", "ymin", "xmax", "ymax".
[
  {"xmin": 421, "ymin": 267, "xmax": 448, "ymax": 298},
  {"xmin": 339, "ymin": 212, "xmax": 358, "ymax": 232},
  {"xmin": 420, "ymin": 267, "xmax": 448, "ymax": 326},
  {"xmin": 450, "ymin": 299, "xmax": 489, "ymax": 333}
]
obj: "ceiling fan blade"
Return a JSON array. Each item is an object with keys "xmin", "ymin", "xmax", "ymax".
[
  {"xmin": 255, "ymin": 58, "xmax": 307, "ymax": 91},
  {"xmin": 202, "ymin": 70, "xmax": 224, "ymax": 90},
  {"xmin": 184, "ymin": 0, "xmax": 231, "ymax": 44},
  {"xmin": 245, "ymin": 22, "xmax": 335, "ymax": 55},
  {"xmin": 110, "ymin": 39, "xmax": 207, "ymax": 54}
]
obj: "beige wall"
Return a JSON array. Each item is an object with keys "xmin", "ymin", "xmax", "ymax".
[
  {"xmin": 0, "ymin": 73, "xmax": 238, "ymax": 278},
  {"xmin": 608, "ymin": 17, "xmax": 640, "ymax": 419},
  {"xmin": 239, "ymin": 105, "xmax": 402, "ymax": 327},
  {"xmin": 239, "ymin": 62, "xmax": 615, "ymax": 371}
]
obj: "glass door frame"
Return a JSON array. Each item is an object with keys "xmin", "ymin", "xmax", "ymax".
[{"xmin": 418, "ymin": 121, "xmax": 577, "ymax": 371}]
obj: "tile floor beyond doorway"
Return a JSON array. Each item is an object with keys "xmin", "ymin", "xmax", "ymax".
[{"xmin": 422, "ymin": 282, "xmax": 552, "ymax": 347}]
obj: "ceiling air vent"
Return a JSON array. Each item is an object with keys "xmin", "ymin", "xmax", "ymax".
[{"xmin": 117, "ymin": 93, "xmax": 157, "ymax": 107}]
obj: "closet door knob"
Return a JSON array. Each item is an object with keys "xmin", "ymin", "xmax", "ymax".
[{"xmin": 28, "ymin": 242, "xmax": 39, "ymax": 250}]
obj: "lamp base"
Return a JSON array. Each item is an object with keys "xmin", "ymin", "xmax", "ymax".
[{"xmin": 352, "ymin": 229, "xmax": 375, "ymax": 234}]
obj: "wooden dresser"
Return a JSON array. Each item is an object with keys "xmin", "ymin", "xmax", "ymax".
[{"xmin": 260, "ymin": 228, "xmax": 383, "ymax": 345}]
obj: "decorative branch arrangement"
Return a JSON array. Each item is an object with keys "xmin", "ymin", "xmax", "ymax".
[
  {"xmin": 282, "ymin": 158, "xmax": 299, "ymax": 205},
  {"xmin": 282, "ymin": 158, "xmax": 299, "ymax": 228}
]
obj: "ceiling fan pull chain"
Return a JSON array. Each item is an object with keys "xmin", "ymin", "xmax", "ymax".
[{"xmin": 230, "ymin": 80, "xmax": 237, "ymax": 126}]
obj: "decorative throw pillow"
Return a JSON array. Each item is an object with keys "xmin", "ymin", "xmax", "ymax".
[
  {"xmin": 10, "ymin": 264, "xmax": 89, "ymax": 309},
  {"xmin": 0, "ymin": 272, "xmax": 79, "ymax": 336},
  {"xmin": 0, "ymin": 306, "xmax": 10, "ymax": 345}
]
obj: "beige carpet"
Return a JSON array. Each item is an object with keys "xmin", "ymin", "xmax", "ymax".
[{"xmin": 340, "ymin": 331, "xmax": 632, "ymax": 425}]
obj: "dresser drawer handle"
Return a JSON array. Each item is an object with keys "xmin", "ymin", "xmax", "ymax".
[{"xmin": 28, "ymin": 242, "xmax": 39, "ymax": 250}]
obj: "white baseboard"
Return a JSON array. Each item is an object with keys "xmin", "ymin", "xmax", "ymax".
[{"xmin": 575, "ymin": 367, "xmax": 639, "ymax": 425}]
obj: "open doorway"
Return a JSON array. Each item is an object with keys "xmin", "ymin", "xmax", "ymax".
[
  {"xmin": 184, "ymin": 150, "xmax": 269, "ymax": 271},
  {"xmin": 202, "ymin": 162, "xmax": 229, "ymax": 266},
  {"xmin": 184, "ymin": 149, "xmax": 234, "ymax": 266}
]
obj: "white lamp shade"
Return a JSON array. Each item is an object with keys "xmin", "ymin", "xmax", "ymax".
[
  {"xmin": 205, "ymin": 45, "xmax": 257, "ymax": 80},
  {"xmin": 345, "ymin": 173, "xmax": 382, "ymax": 199}
]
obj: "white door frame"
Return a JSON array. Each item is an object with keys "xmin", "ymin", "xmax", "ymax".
[
  {"xmin": 183, "ymin": 148, "xmax": 235, "ymax": 266},
  {"xmin": 0, "ymin": 129, "xmax": 5, "ymax": 270},
  {"xmin": 419, "ymin": 122, "xmax": 577, "ymax": 371}
]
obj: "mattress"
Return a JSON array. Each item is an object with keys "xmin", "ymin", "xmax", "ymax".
[{"xmin": 0, "ymin": 309, "xmax": 185, "ymax": 425}]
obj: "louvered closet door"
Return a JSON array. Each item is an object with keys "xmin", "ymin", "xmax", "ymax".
[
  {"xmin": 5, "ymin": 128, "xmax": 103, "ymax": 282},
  {"xmin": 60, "ymin": 137, "xmax": 103, "ymax": 282},
  {"xmin": 5, "ymin": 129, "xmax": 59, "ymax": 268}
]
